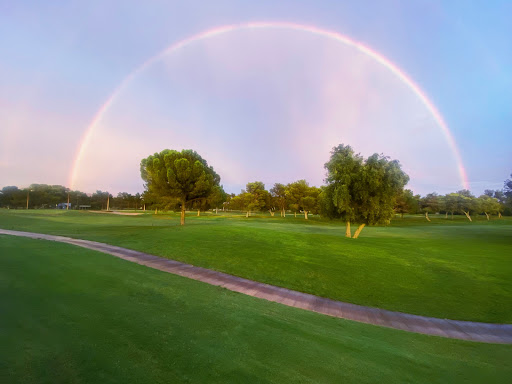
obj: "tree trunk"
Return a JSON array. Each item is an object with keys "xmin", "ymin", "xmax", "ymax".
[
  {"xmin": 499, "ymin": 212, "xmax": 502, "ymax": 218},
  {"xmin": 345, "ymin": 221, "xmax": 351, "ymax": 238},
  {"xmin": 282, "ymin": 209, "xmax": 286, "ymax": 217},
  {"xmin": 304, "ymin": 211, "xmax": 308, "ymax": 220},
  {"xmin": 106, "ymin": 196, "xmax": 110, "ymax": 211},
  {"xmin": 451, "ymin": 211, "xmax": 453, "ymax": 219},
  {"xmin": 246, "ymin": 211, "xmax": 249, "ymax": 218},
  {"xmin": 484, "ymin": 212, "xmax": 490, "ymax": 221},
  {"xmin": 180, "ymin": 201, "xmax": 185, "ymax": 226},
  {"xmin": 445, "ymin": 212, "xmax": 448, "ymax": 219},
  {"xmin": 400, "ymin": 213, "xmax": 403, "ymax": 219},
  {"xmin": 294, "ymin": 212, "xmax": 296, "ymax": 218},
  {"xmin": 155, "ymin": 208, "xmax": 158, "ymax": 214},
  {"xmin": 197, "ymin": 209, "xmax": 200, "ymax": 217},
  {"xmin": 215, "ymin": 207, "xmax": 218, "ymax": 214},
  {"xmin": 425, "ymin": 212, "xmax": 431, "ymax": 222},
  {"xmin": 269, "ymin": 210, "xmax": 274, "ymax": 217},
  {"xmin": 353, "ymin": 224, "xmax": 366, "ymax": 239},
  {"xmin": 144, "ymin": 203, "xmax": 146, "ymax": 211},
  {"xmin": 463, "ymin": 211, "xmax": 472, "ymax": 222}
]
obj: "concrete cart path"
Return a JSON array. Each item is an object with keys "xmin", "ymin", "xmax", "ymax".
[{"xmin": 1, "ymin": 229, "xmax": 511, "ymax": 344}]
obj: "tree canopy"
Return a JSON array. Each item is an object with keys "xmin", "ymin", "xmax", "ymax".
[
  {"xmin": 140, "ymin": 149, "xmax": 220, "ymax": 225},
  {"xmin": 323, "ymin": 144, "xmax": 409, "ymax": 238}
]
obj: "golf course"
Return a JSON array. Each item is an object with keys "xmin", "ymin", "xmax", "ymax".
[{"xmin": 1, "ymin": 209, "xmax": 511, "ymax": 382}]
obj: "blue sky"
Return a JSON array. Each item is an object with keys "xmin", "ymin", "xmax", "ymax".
[{"xmin": 1, "ymin": 0, "xmax": 510, "ymax": 195}]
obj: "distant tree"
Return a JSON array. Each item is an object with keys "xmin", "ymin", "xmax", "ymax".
[
  {"xmin": 505, "ymin": 174, "xmax": 512, "ymax": 197},
  {"xmin": 394, "ymin": 189, "xmax": 418, "ymax": 218},
  {"xmin": 0, "ymin": 186, "xmax": 25, "ymax": 208},
  {"xmin": 270, "ymin": 183, "xmax": 288, "ymax": 217},
  {"xmin": 504, "ymin": 174, "xmax": 512, "ymax": 215},
  {"xmin": 242, "ymin": 182, "xmax": 270, "ymax": 217},
  {"xmin": 478, "ymin": 195, "xmax": 501, "ymax": 220},
  {"xmin": 90, "ymin": 190, "xmax": 112, "ymax": 210},
  {"xmin": 456, "ymin": 189, "xmax": 474, "ymax": 198},
  {"xmin": 323, "ymin": 144, "xmax": 409, "ymax": 238},
  {"xmin": 458, "ymin": 194, "xmax": 475, "ymax": 222},
  {"xmin": 140, "ymin": 149, "xmax": 220, "ymax": 225},
  {"xmin": 444, "ymin": 193, "xmax": 459, "ymax": 219},
  {"xmin": 208, "ymin": 185, "xmax": 227, "ymax": 214},
  {"xmin": 420, "ymin": 193, "xmax": 440, "ymax": 222},
  {"xmin": 286, "ymin": 180, "xmax": 320, "ymax": 219}
]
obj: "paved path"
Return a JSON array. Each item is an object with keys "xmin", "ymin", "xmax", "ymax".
[{"xmin": 1, "ymin": 229, "xmax": 511, "ymax": 344}]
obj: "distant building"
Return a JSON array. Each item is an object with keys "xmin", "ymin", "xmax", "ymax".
[
  {"xmin": 78, "ymin": 205, "xmax": 91, "ymax": 210},
  {"xmin": 57, "ymin": 203, "xmax": 71, "ymax": 209}
]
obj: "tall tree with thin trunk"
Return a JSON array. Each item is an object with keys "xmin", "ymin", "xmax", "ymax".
[
  {"xmin": 322, "ymin": 145, "xmax": 363, "ymax": 237},
  {"xmin": 323, "ymin": 144, "xmax": 409, "ymax": 238},
  {"xmin": 140, "ymin": 149, "xmax": 220, "ymax": 225}
]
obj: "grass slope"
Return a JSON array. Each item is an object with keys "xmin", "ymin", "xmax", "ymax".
[
  {"xmin": 0, "ymin": 210, "xmax": 511, "ymax": 323},
  {"xmin": 1, "ymin": 236, "xmax": 511, "ymax": 383}
]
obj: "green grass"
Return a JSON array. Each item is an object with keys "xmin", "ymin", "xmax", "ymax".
[
  {"xmin": 1, "ymin": 209, "xmax": 511, "ymax": 323},
  {"xmin": 1, "ymin": 236, "xmax": 511, "ymax": 383}
]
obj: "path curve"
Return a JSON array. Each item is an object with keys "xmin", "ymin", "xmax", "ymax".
[{"xmin": 2, "ymin": 229, "xmax": 511, "ymax": 344}]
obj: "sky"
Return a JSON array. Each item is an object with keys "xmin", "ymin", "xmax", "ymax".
[{"xmin": 1, "ymin": 0, "xmax": 511, "ymax": 196}]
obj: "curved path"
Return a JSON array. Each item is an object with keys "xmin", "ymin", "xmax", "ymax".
[{"xmin": 2, "ymin": 229, "xmax": 511, "ymax": 344}]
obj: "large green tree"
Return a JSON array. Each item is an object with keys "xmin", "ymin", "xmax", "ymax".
[
  {"xmin": 140, "ymin": 149, "xmax": 220, "ymax": 225},
  {"xmin": 323, "ymin": 144, "xmax": 409, "ymax": 238},
  {"xmin": 286, "ymin": 180, "xmax": 321, "ymax": 219},
  {"xmin": 241, "ymin": 181, "xmax": 270, "ymax": 217}
]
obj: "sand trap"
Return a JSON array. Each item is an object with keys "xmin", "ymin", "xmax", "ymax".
[{"xmin": 89, "ymin": 210, "xmax": 143, "ymax": 216}]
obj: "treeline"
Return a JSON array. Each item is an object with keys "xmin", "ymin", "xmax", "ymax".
[
  {"xmin": 395, "ymin": 188, "xmax": 510, "ymax": 220},
  {"xmin": 224, "ymin": 180, "xmax": 321, "ymax": 219},
  {"xmin": 2, "ymin": 176, "xmax": 511, "ymax": 220},
  {"xmin": 0, "ymin": 184, "xmax": 142, "ymax": 210}
]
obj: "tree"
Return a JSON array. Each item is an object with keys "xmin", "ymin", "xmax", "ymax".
[
  {"xmin": 270, "ymin": 183, "xmax": 288, "ymax": 217},
  {"xmin": 323, "ymin": 144, "xmax": 409, "ymax": 238},
  {"xmin": 208, "ymin": 185, "xmax": 227, "ymax": 214},
  {"xmin": 456, "ymin": 189, "xmax": 474, "ymax": 198},
  {"xmin": 459, "ymin": 195, "xmax": 475, "ymax": 222},
  {"xmin": 394, "ymin": 189, "xmax": 419, "ymax": 218},
  {"xmin": 0, "ymin": 186, "xmax": 25, "ymax": 208},
  {"xmin": 286, "ymin": 180, "xmax": 321, "ymax": 219},
  {"xmin": 444, "ymin": 193, "xmax": 459, "ymax": 219},
  {"xmin": 90, "ymin": 190, "xmax": 112, "ymax": 210},
  {"xmin": 420, "ymin": 193, "xmax": 440, "ymax": 222},
  {"xmin": 478, "ymin": 195, "xmax": 501, "ymax": 220},
  {"xmin": 504, "ymin": 174, "xmax": 512, "ymax": 215},
  {"xmin": 322, "ymin": 145, "xmax": 363, "ymax": 237},
  {"xmin": 241, "ymin": 181, "xmax": 270, "ymax": 217},
  {"xmin": 140, "ymin": 149, "xmax": 220, "ymax": 225}
]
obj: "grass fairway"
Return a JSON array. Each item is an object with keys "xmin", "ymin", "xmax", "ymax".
[
  {"xmin": 0, "ymin": 210, "xmax": 511, "ymax": 323},
  {"xmin": 1, "ymin": 236, "xmax": 511, "ymax": 383}
]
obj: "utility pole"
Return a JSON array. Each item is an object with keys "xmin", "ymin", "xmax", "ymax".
[
  {"xmin": 67, "ymin": 192, "xmax": 70, "ymax": 210},
  {"xmin": 106, "ymin": 194, "xmax": 110, "ymax": 211}
]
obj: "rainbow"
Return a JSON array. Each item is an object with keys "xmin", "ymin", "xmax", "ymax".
[{"xmin": 69, "ymin": 21, "xmax": 469, "ymax": 190}]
